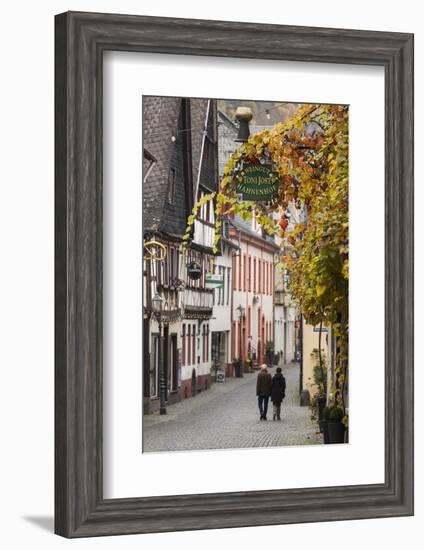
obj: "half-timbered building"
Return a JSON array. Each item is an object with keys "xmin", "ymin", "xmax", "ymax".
[{"xmin": 143, "ymin": 96, "xmax": 219, "ymax": 412}]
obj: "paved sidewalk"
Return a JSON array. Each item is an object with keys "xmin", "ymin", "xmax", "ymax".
[{"xmin": 143, "ymin": 363, "xmax": 322, "ymax": 452}]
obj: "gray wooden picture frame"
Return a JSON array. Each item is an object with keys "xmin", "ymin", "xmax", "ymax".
[{"xmin": 55, "ymin": 11, "xmax": 414, "ymax": 538}]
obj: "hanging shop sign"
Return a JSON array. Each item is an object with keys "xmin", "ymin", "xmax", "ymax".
[
  {"xmin": 187, "ymin": 261, "xmax": 202, "ymax": 280},
  {"xmin": 206, "ymin": 273, "xmax": 224, "ymax": 289},
  {"xmin": 143, "ymin": 240, "xmax": 167, "ymax": 261},
  {"xmin": 313, "ymin": 325, "xmax": 329, "ymax": 333},
  {"xmin": 236, "ymin": 163, "xmax": 277, "ymax": 201}
]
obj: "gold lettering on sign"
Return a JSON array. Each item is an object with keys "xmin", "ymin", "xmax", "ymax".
[{"xmin": 236, "ymin": 164, "xmax": 276, "ymax": 200}]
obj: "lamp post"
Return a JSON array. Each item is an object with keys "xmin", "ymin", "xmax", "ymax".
[
  {"xmin": 235, "ymin": 106, "xmax": 253, "ymax": 143},
  {"xmin": 151, "ymin": 292, "xmax": 167, "ymax": 415},
  {"xmin": 236, "ymin": 304, "xmax": 245, "ymax": 378}
]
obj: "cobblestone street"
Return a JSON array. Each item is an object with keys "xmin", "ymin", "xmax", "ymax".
[{"xmin": 143, "ymin": 362, "xmax": 322, "ymax": 452}]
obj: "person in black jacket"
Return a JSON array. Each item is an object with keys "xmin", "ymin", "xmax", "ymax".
[
  {"xmin": 256, "ymin": 364, "xmax": 272, "ymax": 420},
  {"xmin": 270, "ymin": 367, "xmax": 286, "ymax": 421}
]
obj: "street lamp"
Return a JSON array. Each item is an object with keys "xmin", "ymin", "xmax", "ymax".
[
  {"xmin": 151, "ymin": 292, "xmax": 167, "ymax": 415},
  {"xmin": 236, "ymin": 304, "xmax": 245, "ymax": 378},
  {"xmin": 234, "ymin": 106, "xmax": 253, "ymax": 143}
]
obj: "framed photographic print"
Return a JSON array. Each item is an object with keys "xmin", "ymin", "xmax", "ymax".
[{"xmin": 55, "ymin": 11, "xmax": 414, "ymax": 538}]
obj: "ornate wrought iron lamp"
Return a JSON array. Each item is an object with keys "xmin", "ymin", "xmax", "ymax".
[{"xmin": 151, "ymin": 292, "xmax": 167, "ymax": 415}]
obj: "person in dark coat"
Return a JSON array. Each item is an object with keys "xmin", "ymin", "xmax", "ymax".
[
  {"xmin": 271, "ymin": 367, "xmax": 286, "ymax": 420},
  {"xmin": 256, "ymin": 364, "xmax": 272, "ymax": 420}
]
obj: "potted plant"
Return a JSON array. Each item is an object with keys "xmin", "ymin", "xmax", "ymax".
[
  {"xmin": 319, "ymin": 406, "xmax": 330, "ymax": 443},
  {"xmin": 232, "ymin": 358, "xmax": 241, "ymax": 378},
  {"xmin": 243, "ymin": 356, "xmax": 252, "ymax": 373},
  {"xmin": 265, "ymin": 340, "xmax": 274, "ymax": 367},
  {"xmin": 317, "ymin": 394, "xmax": 327, "ymax": 429},
  {"xmin": 327, "ymin": 406, "xmax": 346, "ymax": 444},
  {"xmin": 311, "ymin": 352, "xmax": 327, "ymax": 431}
]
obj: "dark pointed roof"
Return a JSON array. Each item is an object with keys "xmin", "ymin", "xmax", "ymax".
[
  {"xmin": 143, "ymin": 97, "xmax": 218, "ymax": 239},
  {"xmin": 188, "ymin": 97, "xmax": 209, "ymax": 193},
  {"xmin": 143, "ymin": 96, "xmax": 182, "ymax": 232}
]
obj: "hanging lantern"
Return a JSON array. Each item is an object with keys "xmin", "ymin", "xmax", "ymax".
[
  {"xmin": 187, "ymin": 261, "xmax": 202, "ymax": 280},
  {"xmin": 235, "ymin": 106, "xmax": 253, "ymax": 143}
]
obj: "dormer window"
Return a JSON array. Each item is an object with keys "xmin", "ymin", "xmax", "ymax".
[{"xmin": 167, "ymin": 168, "xmax": 176, "ymax": 202}]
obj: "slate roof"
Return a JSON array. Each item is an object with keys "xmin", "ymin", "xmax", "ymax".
[
  {"xmin": 189, "ymin": 98, "xmax": 208, "ymax": 193},
  {"xmin": 143, "ymin": 97, "xmax": 218, "ymax": 239},
  {"xmin": 192, "ymin": 98, "xmax": 219, "ymax": 194},
  {"xmin": 143, "ymin": 96, "xmax": 182, "ymax": 232}
]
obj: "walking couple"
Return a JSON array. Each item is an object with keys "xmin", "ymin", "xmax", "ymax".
[{"xmin": 256, "ymin": 364, "xmax": 286, "ymax": 421}]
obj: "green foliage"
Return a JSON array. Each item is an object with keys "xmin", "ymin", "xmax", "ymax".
[
  {"xmin": 313, "ymin": 365, "xmax": 327, "ymax": 395},
  {"xmin": 328, "ymin": 406, "xmax": 344, "ymax": 423},
  {"xmin": 310, "ymin": 394, "xmax": 319, "ymax": 422},
  {"xmin": 214, "ymin": 104, "xmax": 348, "ymax": 331},
  {"xmin": 311, "ymin": 348, "xmax": 327, "ymax": 395},
  {"xmin": 323, "ymin": 405, "xmax": 330, "ymax": 421},
  {"xmin": 265, "ymin": 341, "xmax": 274, "ymax": 352}
]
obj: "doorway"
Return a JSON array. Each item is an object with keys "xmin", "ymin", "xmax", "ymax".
[
  {"xmin": 170, "ymin": 333, "xmax": 178, "ymax": 392},
  {"xmin": 163, "ymin": 325, "xmax": 169, "ymax": 401}
]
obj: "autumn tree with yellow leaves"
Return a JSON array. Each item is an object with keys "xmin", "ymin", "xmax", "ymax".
[{"xmin": 184, "ymin": 103, "xmax": 349, "ymax": 414}]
